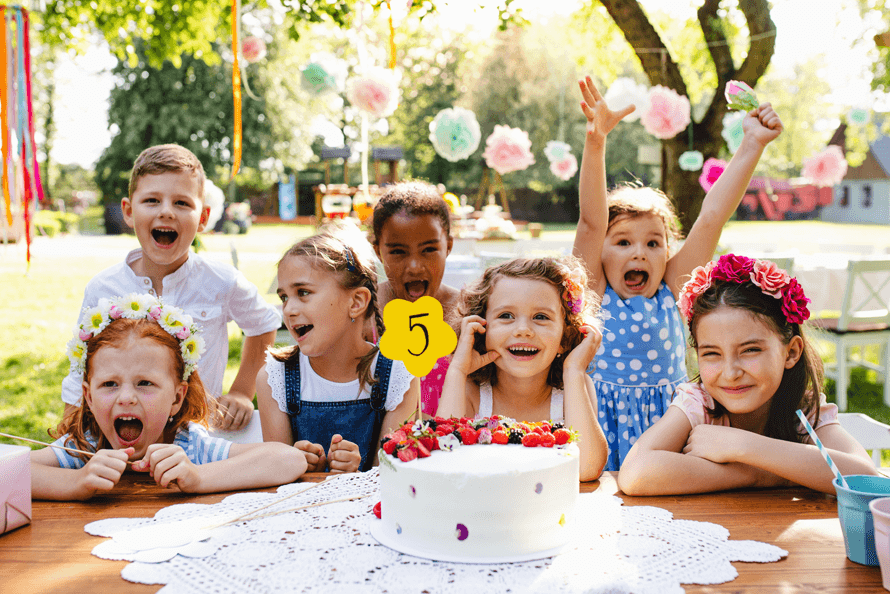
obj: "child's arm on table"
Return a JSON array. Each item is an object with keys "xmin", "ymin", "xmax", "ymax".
[
  {"xmin": 618, "ymin": 408, "xmax": 789, "ymax": 495},
  {"xmin": 435, "ymin": 316, "xmax": 498, "ymax": 419},
  {"xmin": 680, "ymin": 422, "xmax": 879, "ymax": 494},
  {"xmin": 217, "ymin": 329, "xmax": 277, "ymax": 431},
  {"xmin": 256, "ymin": 364, "xmax": 327, "ymax": 471},
  {"xmin": 133, "ymin": 441, "xmax": 308, "ymax": 493},
  {"xmin": 30, "ymin": 446, "xmax": 133, "ymax": 501},
  {"xmin": 664, "ymin": 104, "xmax": 783, "ymax": 294},
  {"xmin": 562, "ymin": 325, "xmax": 608, "ymax": 481},
  {"xmin": 572, "ymin": 75, "xmax": 635, "ymax": 296}
]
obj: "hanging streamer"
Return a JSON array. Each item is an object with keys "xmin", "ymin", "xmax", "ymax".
[
  {"xmin": 386, "ymin": 0, "xmax": 396, "ymax": 69},
  {"xmin": 22, "ymin": 9, "xmax": 43, "ymax": 204},
  {"xmin": 0, "ymin": 8, "xmax": 10, "ymax": 226},
  {"xmin": 14, "ymin": 9, "xmax": 33, "ymax": 265},
  {"xmin": 230, "ymin": 0, "xmax": 242, "ymax": 178}
]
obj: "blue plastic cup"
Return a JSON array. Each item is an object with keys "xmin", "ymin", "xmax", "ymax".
[{"xmin": 834, "ymin": 475, "xmax": 890, "ymax": 566}]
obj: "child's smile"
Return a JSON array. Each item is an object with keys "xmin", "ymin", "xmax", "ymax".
[
  {"xmin": 83, "ymin": 339, "xmax": 186, "ymax": 459},
  {"xmin": 485, "ymin": 277, "xmax": 565, "ymax": 380}
]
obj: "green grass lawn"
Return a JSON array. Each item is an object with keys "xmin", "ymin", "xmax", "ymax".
[{"xmin": 1, "ymin": 219, "xmax": 887, "ymax": 463}]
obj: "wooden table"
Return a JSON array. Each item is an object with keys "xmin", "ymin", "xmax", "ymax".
[{"xmin": 1, "ymin": 471, "xmax": 885, "ymax": 593}]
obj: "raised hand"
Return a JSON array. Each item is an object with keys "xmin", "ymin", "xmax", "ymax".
[
  {"xmin": 578, "ymin": 75, "xmax": 636, "ymax": 143},
  {"xmin": 742, "ymin": 102, "xmax": 783, "ymax": 147},
  {"xmin": 328, "ymin": 434, "xmax": 361, "ymax": 474},
  {"xmin": 451, "ymin": 315, "xmax": 500, "ymax": 376},
  {"xmin": 294, "ymin": 440, "xmax": 327, "ymax": 472}
]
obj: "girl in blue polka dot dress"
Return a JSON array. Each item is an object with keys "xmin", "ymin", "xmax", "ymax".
[{"xmin": 572, "ymin": 76, "xmax": 784, "ymax": 470}]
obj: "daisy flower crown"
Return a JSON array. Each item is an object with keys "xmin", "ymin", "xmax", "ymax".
[
  {"xmin": 678, "ymin": 254, "xmax": 811, "ymax": 325},
  {"xmin": 66, "ymin": 293, "xmax": 206, "ymax": 381}
]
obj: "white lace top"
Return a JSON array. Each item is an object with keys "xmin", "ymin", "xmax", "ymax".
[
  {"xmin": 477, "ymin": 382, "xmax": 565, "ymax": 421},
  {"xmin": 264, "ymin": 351, "xmax": 412, "ymax": 414}
]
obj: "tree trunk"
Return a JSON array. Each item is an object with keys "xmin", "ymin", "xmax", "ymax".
[{"xmin": 598, "ymin": 0, "xmax": 775, "ymax": 233}]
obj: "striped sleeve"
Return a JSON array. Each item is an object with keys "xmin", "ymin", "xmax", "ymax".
[
  {"xmin": 50, "ymin": 434, "xmax": 92, "ymax": 469},
  {"xmin": 177, "ymin": 423, "xmax": 232, "ymax": 464}
]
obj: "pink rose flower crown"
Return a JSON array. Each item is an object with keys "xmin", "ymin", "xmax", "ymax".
[{"xmin": 678, "ymin": 254, "xmax": 811, "ymax": 326}]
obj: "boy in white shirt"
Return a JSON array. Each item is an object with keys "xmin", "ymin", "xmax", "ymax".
[{"xmin": 61, "ymin": 144, "xmax": 280, "ymax": 430}]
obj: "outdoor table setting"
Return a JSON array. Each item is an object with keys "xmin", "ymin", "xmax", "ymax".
[{"xmin": 2, "ymin": 470, "xmax": 889, "ymax": 594}]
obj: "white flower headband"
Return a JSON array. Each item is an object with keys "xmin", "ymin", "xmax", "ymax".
[{"xmin": 66, "ymin": 293, "xmax": 205, "ymax": 381}]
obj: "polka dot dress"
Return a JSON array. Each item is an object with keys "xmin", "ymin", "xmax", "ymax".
[{"xmin": 588, "ymin": 282, "xmax": 688, "ymax": 470}]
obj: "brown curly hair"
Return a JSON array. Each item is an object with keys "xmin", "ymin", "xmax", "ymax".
[
  {"xmin": 457, "ymin": 256, "xmax": 601, "ymax": 389},
  {"xmin": 370, "ymin": 180, "xmax": 451, "ymax": 245},
  {"xmin": 53, "ymin": 318, "xmax": 215, "ymax": 462},
  {"xmin": 607, "ymin": 183, "xmax": 681, "ymax": 243},
  {"xmin": 271, "ymin": 222, "xmax": 384, "ymax": 392}
]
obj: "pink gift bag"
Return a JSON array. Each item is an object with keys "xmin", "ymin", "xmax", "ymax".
[{"xmin": 0, "ymin": 444, "xmax": 31, "ymax": 534}]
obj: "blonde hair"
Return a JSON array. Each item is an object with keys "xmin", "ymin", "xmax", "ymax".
[
  {"xmin": 457, "ymin": 256, "xmax": 601, "ymax": 389},
  {"xmin": 52, "ymin": 318, "xmax": 215, "ymax": 461},
  {"xmin": 271, "ymin": 222, "xmax": 383, "ymax": 391},
  {"xmin": 607, "ymin": 183, "xmax": 681, "ymax": 243}
]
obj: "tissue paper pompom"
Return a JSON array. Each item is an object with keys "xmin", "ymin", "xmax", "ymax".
[
  {"xmin": 848, "ymin": 107, "xmax": 870, "ymax": 126},
  {"xmin": 347, "ymin": 67, "xmax": 400, "ymax": 118},
  {"xmin": 699, "ymin": 158, "xmax": 727, "ymax": 192},
  {"xmin": 802, "ymin": 145, "xmax": 848, "ymax": 187},
  {"xmin": 722, "ymin": 111, "xmax": 745, "ymax": 153},
  {"xmin": 544, "ymin": 140, "xmax": 572, "ymax": 162},
  {"xmin": 429, "ymin": 107, "xmax": 482, "ymax": 162},
  {"xmin": 301, "ymin": 53, "xmax": 347, "ymax": 96},
  {"xmin": 550, "ymin": 154, "xmax": 578, "ymax": 181},
  {"xmin": 679, "ymin": 150, "xmax": 704, "ymax": 171},
  {"xmin": 482, "ymin": 125, "xmax": 535, "ymax": 175},
  {"xmin": 241, "ymin": 36, "xmax": 267, "ymax": 63},
  {"xmin": 603, "ymin": 78, "xmax": 648, "ymax": 123},
  {"xmin": 642, "ymin": 86, "xmax": 691, "ymax": 139},
  {"xmin": 724, "ymin": 80, "xmax": 759, "ymax": 111}
]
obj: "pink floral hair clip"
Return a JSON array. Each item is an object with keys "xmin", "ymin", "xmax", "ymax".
[
  {"xmin": 562, "ymin": 276, "xmax": 584, "ymax": 315},
  {"xmin": 678, "ymin": 254, "xmax": 811, "ymax": 325}
]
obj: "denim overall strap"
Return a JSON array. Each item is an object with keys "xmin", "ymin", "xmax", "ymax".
[{"xmin": 283, "ymin": 353, "xmax": 393, "ymax": 471}]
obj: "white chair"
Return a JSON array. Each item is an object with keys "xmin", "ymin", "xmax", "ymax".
[
  {"xmin": 837, "ymin": 412, "xmax": 890, "ymax": 467},
  {"xmin": 812, "ymin": 258, "xmax": 890, "ymax": 411},
  {"xmin": 208, "ymin": 409, "xmax": 264, "ymax": 444}
]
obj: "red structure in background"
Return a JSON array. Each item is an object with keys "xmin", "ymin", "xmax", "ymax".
[{"xmin": 737, "ymin": 178, "xmax": 835, "ymax": 221}]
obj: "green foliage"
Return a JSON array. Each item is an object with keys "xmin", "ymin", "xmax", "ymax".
[
  {"xmin": 94, "ymin": 42, "xmax": 274, "ymax": 204},
  {"xmin": 34, "ymin": 210, "xmax": 80, "ymax": 236}
]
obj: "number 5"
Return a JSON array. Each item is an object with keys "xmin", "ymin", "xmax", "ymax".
[{"xmin": 408, "ymin": 313, "xmax": 429, "ymax": 356}]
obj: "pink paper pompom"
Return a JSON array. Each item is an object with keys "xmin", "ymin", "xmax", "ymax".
[
  {"xmin": 549, "ymin": 154, "xmax": 578, "ymax": 181},
  {"xmin": 698, "ymin": 158, "xmax": 728, "ymax": 192},
  {"xmin": 641, "ymin": 85, "xmax": 691, "ymax": 140},
  {"xmin": 802, "ymin": 145, "xmax": 848, "ymax": 187},
  {"xmin": 347, "ymin": 68, "xmax": 400, "ymax": 119},
  {"xmin": 482, "ymin": 125, "xmax": 535, "ymax": 175},
  {"xmin": 241, "ymin": 36, "xmax": 267, "ymax": 64}
]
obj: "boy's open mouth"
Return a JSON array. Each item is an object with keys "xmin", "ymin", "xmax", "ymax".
[
  {"xmin": 294, "ymin": 324, "xmax": 313, "ymax": 338},
  {"xmin": 114, "ymin": 416, "xmax": 144, "ymax": 444},
  {"xmin": 624, "ymin": 270, "xmax": 649, "ymax": 291},
  {"xmin": 404, "ymin": 280, "xmax": 429, "ymax": 300},
  {"xmin": 151, "ymin": 228, "xmax": 179, "ymax": 246}
]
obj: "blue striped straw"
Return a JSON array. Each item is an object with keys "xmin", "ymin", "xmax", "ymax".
[{"xmin": 796, "ymin": 409, "xmax": 849, "ymax": 489}]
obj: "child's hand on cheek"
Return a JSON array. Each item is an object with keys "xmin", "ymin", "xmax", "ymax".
[
  {"xmin": 136, "ymin": 443, "xmax": 199, "ymax": 492},
  {"xmin": 563, "ymin": 324, "xmax": 603, "ymax": 374},
  {"xmin": 682, "ymin": 425, "xmax": 749, "ymax": 465},
  {"xmin": 452, "ymin": 315, "xmax": 500, "ymax": 375},
  {"xmin": 76, "ymin": 447, "xmax": 133, "ymax": 500},
  {"xmin": 294, "ymin": 440, "xmax": 327, "ymax": 472},
  {"xmin": 328, "ymin": 434, "xmax": 361, "ymax": 474}
]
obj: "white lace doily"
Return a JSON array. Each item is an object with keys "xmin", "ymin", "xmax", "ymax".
[{"xmin": 85, "ymin": 469, "xmax": 787, "ymax": 594}]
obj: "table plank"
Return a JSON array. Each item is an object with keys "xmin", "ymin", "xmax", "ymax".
[{"xmin": 1, "ymin": 472, "xmax": 884, "ymax": 593}]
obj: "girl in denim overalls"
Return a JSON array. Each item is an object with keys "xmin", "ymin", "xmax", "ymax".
[{"xmin": 257, "ymin": 224, "xmax": 420, "ymax": 473}]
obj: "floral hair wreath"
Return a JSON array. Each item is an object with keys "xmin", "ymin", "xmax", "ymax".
[
  {"xmin": 562, "ymin": 276, "xmax": 584, "ymax": 315},
  {"xmin": 66, "ymin": 293, "xmax": 206, "ymax": 381},
  {"xmin": 678, "ymin": 254, "xmax": 811, "ymax": 325}
]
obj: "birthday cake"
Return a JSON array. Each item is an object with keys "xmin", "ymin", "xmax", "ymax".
[{"xmin": 374, "ymin": 417, "xmax": 580, "ymax": 562}]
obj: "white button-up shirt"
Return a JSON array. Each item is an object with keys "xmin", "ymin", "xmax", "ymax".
[{"xmin": 61, "ymin": 249, "xmax": 281, "ymax": 405}]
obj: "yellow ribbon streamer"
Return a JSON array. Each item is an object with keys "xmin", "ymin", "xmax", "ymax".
[
  {"xmin": 0, "ymin": 8, "xmax": 11, "ymax": 226},
  {"xmin": 387, "ymin": 0, "xmax": 396, "ymax": 69},
  {"xmin": 231, "ymin": 0, "xmax": 242, "ymax": 179}
]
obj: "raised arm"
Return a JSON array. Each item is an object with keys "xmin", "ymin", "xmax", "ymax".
[
  {"xmin": 664, "ymin": 104, "xmax": 783, "ymax": 295},
  {"xmin": 572, "ymin": 76, "xmax": 635, "ymax": 296},
  {"xmin": 562, "ymin": 325, "xmax": 608, "ymax": 481}
]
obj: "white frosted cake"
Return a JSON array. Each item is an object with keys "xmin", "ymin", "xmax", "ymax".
[{"xmin": 376, "ymin": 423, "xmax": 580, "ymax": 561}]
